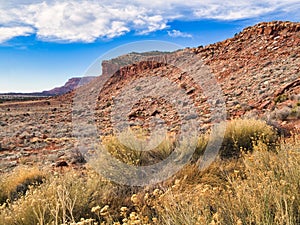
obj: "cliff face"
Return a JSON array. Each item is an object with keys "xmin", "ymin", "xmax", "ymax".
[{"xmin": 101, "ymin": 51, "xmax": 170, "ymax": 77}]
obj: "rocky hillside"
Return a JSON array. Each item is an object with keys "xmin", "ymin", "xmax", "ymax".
[
  {"xmin": 86, "ymin": 21, "xmax": 300, "ymax": 135},
  {"xmin": 0, "ymin": 21, "xmax": 299, "ymax": 172},
  {"xmin": 196, "ymin": 21, "xmax": 300, "ymax": 129}
]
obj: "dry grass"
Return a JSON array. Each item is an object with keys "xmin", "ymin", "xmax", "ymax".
[
  {"xmin": 219, "ymin": 118, "xmax": 277, "ymax": 158},
  {"xmin": 0, "ymin": 168, "xmax": 117, "ymax": 225},
  {"xmin": 101, "ymin": 132, "xmax": 175, "ymax": 166},
  {"xmin": 0, "ymin": 166, "xmax": 45, "ymax": 204},
  {"xmin": 0, "ymin": 119, "xmax": 298, "ymax": 225},
  {"xmin": 154, "ymin": 135, "xmax": 300, "ymax": 225},
  {"xmin": 100, "ymin": 119, "xmax": 277, "ymax": 165}
]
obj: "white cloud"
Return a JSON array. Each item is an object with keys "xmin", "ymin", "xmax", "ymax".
[
  {"xmin": 192, "ymin": 1, "xmax": 277, "ymax": 20},
  {"xmin": 0, "ymin": 0, "xmax": 299, "ymax": 43},
  {"xmin": 24, "ymin": 1, "xmax": 141, "ymax": 42},
  {"xmin": 0, "ymin": 26, "xmax": 34, "ymax": 43},
  {"xmin": 167, "ymin": 30, "xmax": 192, "ymax": 38}
]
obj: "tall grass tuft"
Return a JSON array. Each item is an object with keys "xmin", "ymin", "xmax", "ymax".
[
  {"xmin": 0, "ymin": 166, "xmax": 45, "ymax": 204},
  {"xmin": 219, "ymin": 118, "xmax": 278, "ymax": 158}
]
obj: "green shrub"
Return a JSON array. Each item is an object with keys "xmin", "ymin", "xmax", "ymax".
[{"xmin": 274, "ymin": 94, "xmax": 288, "ymax": 104}]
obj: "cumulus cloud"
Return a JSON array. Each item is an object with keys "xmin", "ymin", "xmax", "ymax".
[
  {"xmin": 0, "ymin": 0, "xmax": 299, "ymax": 43},
  {"xmin": 0, "ymin": 26, "xmax": 34, "ymax": 43},
  {"xmin": 167, "ymin": 30, "xmax": 192, "ymax": 38}
]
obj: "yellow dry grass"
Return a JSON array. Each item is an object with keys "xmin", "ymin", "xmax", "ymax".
[{"xmin": 0, "ymin": 120, "xmax": 298, "ymax": 225}]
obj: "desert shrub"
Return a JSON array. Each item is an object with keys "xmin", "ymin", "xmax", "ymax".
[
  {"xmin": 192, "ymin": 134, "xmax": 209, "ymax": 161},
  {"xmin": 99, "ymin": 119, "xmax": 277, "ymax": 164},
  {"xmin": 274, "ymin": 94, "xmax": 288, "ymax": 103},
  {"xmin": 270, "ymin": 104, "xmax": 300, "ymax": 121},
  {"xmin": 101, "ymin": 129, "xmax": 210, "ymax": 167},
  {"xmin": 273, "ymin": 106, "xmax": 292, "ymax": 121},
  {"xmin": 290, "ymin": 94, "xmax": 300, "ymax": 101},
  {"xmin": 0, "ymin": 166, "xmax": 45, "ymax": 204},
  {"xmin": 62, "ymin": 136, "xmax": 299, "ymax": 225},
  {"xmin": 0, "ymin": 169, "xmax": 116, "ymax": 225},
  {"xmin": 101, "ymin": 130, "xmax": 175, "ymax": 166},
  {"xmin": 219, "ymin": 118, "xmax": 278, "ymax": 158},
  {"xmin": 155, "ymin": 136, "xmax": 300, "ymax": 225},
  {"xmin": 218, "ymin": 137, "xmax": 300, "ymax": 224},
  {"xmin": 290, "ymin": 105, "xmax": 300, "ymax": 119}
]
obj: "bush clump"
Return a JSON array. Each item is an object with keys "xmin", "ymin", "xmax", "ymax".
[
  {"xmin": 0, "ymin": 166, "xmax": 45, "ymax": 204},
  {"xmin": 219, "ymin": 118, "xmax": 278, "ymax": 158}
]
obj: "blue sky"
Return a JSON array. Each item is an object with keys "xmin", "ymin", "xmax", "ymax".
[{"xmin": 0, "ymin": 0, "xmax": 300, "ymax": 93}]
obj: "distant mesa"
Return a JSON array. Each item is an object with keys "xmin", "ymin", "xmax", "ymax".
[
  {"xmin": 41, "ymin": 76, "xmax": 96, "ymax": 96},
  {"xmin": 0, "ymin": 76, "xmax": 96, "ymax": 98}
]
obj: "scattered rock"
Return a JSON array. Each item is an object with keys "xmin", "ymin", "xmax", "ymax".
[{"xmin": 55, "ymin": 161, "xmax": 68, "ymax": 168}]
